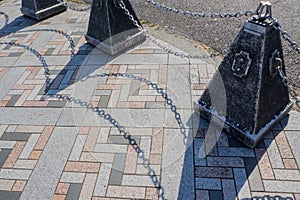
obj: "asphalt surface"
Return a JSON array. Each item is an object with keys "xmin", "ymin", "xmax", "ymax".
[{"xmin": 130, "ymin": 0, "xmax": 300, "ymax": 87}]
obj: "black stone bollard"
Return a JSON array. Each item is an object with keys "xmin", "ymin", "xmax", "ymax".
[
  {"xmin": 85, "ymin": 0, "xmax": 146, "ymax": 55},
  {"xmin": 194, "ymin": 2, "xmax": 293, "ymax": 148},
  {"xmin": 21, "ymin": 0, "xmax": 67, "ymax": 20}
]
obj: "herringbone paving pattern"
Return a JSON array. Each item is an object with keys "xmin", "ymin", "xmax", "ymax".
[{"xmin": 0, "ymin": 0, "xmax": 299, "ymax": 199}]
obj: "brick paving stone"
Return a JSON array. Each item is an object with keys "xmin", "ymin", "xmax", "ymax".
[
  {"xmin": 210, "ymin": 190, "xmax": 224, "ymax": 200},
  {"xmin": 0, "ymin": 149, "xmax": 11, "ymax": 167},
  {"xmin": 65, "ymin": 162, "xmax": 100, "ymax": 173},
  {"xmin": 0, "ymin": 191, "xmax": 21, "ymax": 200},
  {"xmin": 264, "ymin": 139, "xmax": 284, "ymax": 169},
  {"xmin": 196, "ymin": 190, "xmax": 209, "ymax": 200},
  {"xmin": 13, "ymin": 159, "xmax": 37, "ymax": 169},
  {"xmin": 273, "ymin": 130, "xmax": 294, "ymax": 159},
  {"xmin": 207, "ymin": 157, "xmax": 244, "ymax": 167},
  {"xmin": 55, "ymin": 183, "xmax": 70, "ymax": 195},
  {"xmin": 0, "ymin": 169, "xmax": 32, "ymax": 180},
  {"xmin": 243, "ymin": 157, "xmax": 264, "ymax": 192},
  {"xmin": 122, "ymin": 175, "xmax": 158, "ymax": 187},
  {"xmin": 218, "ymin": 147, "xmax": 255, "ymax": 157},
  {"xmin": 195, "ymin": 167, "xmax": 233, "ymax": 178},
  {"xmin": 0, "ymin": 132, "xmax": 31, "ymax": 141},
  {"xmin": 52, "ymin": 194, "xmax": 66, "ymax": 200},
  {"xmin": 109, "ymin": 154, "xmax": 126, "ymax": 185},
  {"xmin": 222, "ymin": 179, "xmax": 237, "ymax": 200},
  {"xmin": 94, "ymin": 163, "xmax": 112, "ymax": 197},
  {"xmin": 195, "ymin": 178, "xmax": 222, "ymax": 190},
  {"xmin": 79, "ymin": 173, "xmax": 97, "ymax": 200},
  {"xmin": 263, "ymin": 180, "xmax": 300, "ymax": 193},
  {"xmin": 2, "ymin": 141, "xmax": 26, "ymax": 168},
  {"xmin": 12, "ymin": 180, "xmax": 27, "ymax": 192},
  {"xmin": 233, "ymin": 168, "xmax": 251, "ymax": 199},
  {"xmin": 124, "ymin": 145, "xmax": 138, "ymax": 174},
  {"xmin": 255, "ymin": 148, "xmax": 275, "ymax": 179},
  {"xmin": 283, "ymin": 158, "xmax": 298, "ymax": 169},
  {"xmin": 194, "ymin": 138, "xmax": 207, "ymax": 166},
  {"xmin": 0, "ymin": 179, "xmax": 15, "ymax": 190},
  {"xmin": 273, "ymin": 169, "xmax": 300, "ymax": 181},
  {"xmin": 60, "ymin": 172, "xmax": 85, "ymax": 184},
  {"xmin": 0, "ymin": 140, "xmax": 16, "ymax": 149},
  {"xmin": 285, "ymin": 131, "xmax": 300, "ymax": 169},
  {"xmin": 106, "ymin": 186, "xmax": 146, "ymax": 199},
  {"xmin": 69, "ymin": 135, "xmax": 87, "ymax": 161},
  {"xmin": 19, "ymin": 134, "xmax": 40, "ymax": 159},
  {"xmin": 65, "ymin": 183, "xmax": 83, "ymax": 200}
]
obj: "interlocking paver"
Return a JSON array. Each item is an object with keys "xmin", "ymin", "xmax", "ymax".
[{"xmin": 0, "ymin": 1, "xmax": 299, "ymax": 199}]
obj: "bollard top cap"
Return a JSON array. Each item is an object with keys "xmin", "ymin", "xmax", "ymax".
[{"xmin": 248, "ymin": 1, "xmax": 274, "ymax": 27}]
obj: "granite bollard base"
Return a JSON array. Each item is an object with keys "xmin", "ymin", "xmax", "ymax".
[
  {"xmin": 85, "ymin": 0, "xmax": 146, "ymax": 55},
  {"xmin": 194, "ymin": 2, "xmax": 293, "ymax": 148},
  {"xmin": 21, "ymin": 0, "xmax": 67, "ymax": 21},
  {"xmin": 85, "ymin": 29, "xmax": 146, "ymax": 55}
]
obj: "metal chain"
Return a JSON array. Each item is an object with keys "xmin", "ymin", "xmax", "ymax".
[
  {"xmin": 272, "ymin": 20, "xmax": 300, "ymax": 55},
  {"xmin": 276, "ymin": 58, "xmax": 300, "ymax": 108},
  {"xmin": 0, "ymin": 11, "xmax": 9, "ymax": 28},
  {"xmin": 119, "ymin": 0, "xmax": 226, "ymax": 59},
  {"xmin": 142, "ymin": 0, "xmax": 257, "ymax": 19},
  {"xmin": 0, "ymin": 41, "xmax": 51, "ymax": 93},
  {"xmin": 17, "ymin": 28, "xmax": 76, "ymax": 57},
  {"xmin": 56, "ymin": 0, "xmax": 91, "ymax": 12},
  {"xmin": 41, "ymin": 93, "xmax": 166, "ymax": 200},
  {"xmin": 83, "ymin": 72, "xmax": 188, "ymax": 144}
]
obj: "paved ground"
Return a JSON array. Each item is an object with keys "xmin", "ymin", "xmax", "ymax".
[
  {"xmin": 132, "ymin": 0, "xmax": 300, "ymax": 87},
  {"xmin": 0, "ymin": 0, "xmax": 300, "ymax": 200}
]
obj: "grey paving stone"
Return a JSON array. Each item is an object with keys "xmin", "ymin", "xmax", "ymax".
[
  {"xmin": 129, "ymin": 79, "xmax": 140, "ymax": 96},
  {"xmin": 6, "ymin": 95, "xmax": 21, "ymax": 107},
  {"xmin": 243, "ymin": 157, "xmax": 264, "ymax": 192},
  {"xmin": 210, "ymin": 190, "xmax": 224, "ymax": 200},
  {"xmin": 69, "ymin": 135, "xmax": 87, "ymax": 161},
  {"xmin": 94, "ymin": 90, "xmax": 111, "ymax": 96},
  {"xmin": 94, "ymin": 163, "xmax": 112, "ymax": 196},
  {"xmin": 0, "ymin": 191, "xmax": 21, "ymax": 200},
  {"xmin": 0, "ymin": 67, "xmax": 26, "ymax": 101},
  {"xmin": 109, "ymin": 154, "xmax": 126, "ymax": 185},
  {"xmin": 264, "ymin": 139, "xmax": 284, "ymax": 169},
  {"xmin": 0, "ymin": 132, "xmax": 31, "ymax": 141},
  {"xmin": 162, "ymin": 129, "xmax": 194, "ymax": 200},
  {"xmin": 0, "ymin": 149, "xmax": 11, "ymax": 167},
  {"xmin": 107, "ymin": 135, "xmax": 140, "ymax": 145},
  {"xmin": 98, "ymin": 95, "xmax": 110, "ymax": 108},
  {"xmin": 66, "ymin": 183, "xmax": 83, "ymax": 200},
  {"xmin": 56, "ymin": 108, "xmax": 86, "ymax": 126},
  {"xmin": 0, "ymin": 107, "xmax": 62, "ymax": 125},
  {"xmin": 282, "ymin": 111, "xmax": 300, "ymax": 130},
  {"xmin": 194, "ymin": 138, "xmax": 207, "ymax": 166},
  {"xmin": 145, "ymin": 102, "xmax": 165, "ymax": 109},
  {"xmin": 0, "ymin": 141, "xmax": 16, "ymax": 149},
  {"xmin": 263, "ymin": 180, "xmax": 300, "ymax": 193},
  {"xmin": 47, "ymin": 100, "xmax": 66, "ymax": 108},
  {"xmin": 207, "ymin": 157, "xmax": 244, "ymax": 167},
  {"xmin": 19, "ymin": 134, "xmax": 40, "ymax": 159},
  {"xmin": 60, "ymin": 172, "xmax": 85, "ymax": 183},
  {"xmin": 94, "ymin": 144, "xmax": 127, "ymax": 154},
  {"xmin": 285, "ymin": 131, "xmax": 300, "ymax": 168},
  {"xmin": 196, "ymin": 190, "xmax": 209, "ymax": 200},
  {"xmin": 122, "ymin": 175, "xmax": 158, "ymax": 187},
  {"xmin": 111, "ymin": 53, "xmax": 168, "ymax": 65},
  {"xmin": 222, "ymin": 179, "xmax": 237, "ymax": 200},
  {"xmin": 218, "ymin": 147, "xmax": 255, "ymax": 157},
  {"xmin": 195, "ymin": 167, "xmax": 233, "ymax": 178},
  {"xmin": 195, "ymin": 178, "xmax": 221, "ymax": 190},
  {"xmin": 0, "ymin": 169, "xmax": 32, "ymax": 180},
  {"xmin": 0, "ymin": 57, "xmax": 18, "ymax": 67},
  {"xmin": 233, "ymin": 168, "xmax": 251, "ymax": 199},
  {"xmin": 20, "ymin": 127, "xmax": 78, "ymax": 200}
]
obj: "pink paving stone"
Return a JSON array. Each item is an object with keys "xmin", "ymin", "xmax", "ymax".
[
  {"xmin": 274, "ymin": 130, "xmax": 294, "ymax": 158},
  {"xmin": 2, "ymin": 141, "xmax": 26, "ymax": 168},
  {"xmin": 124, "ymin": 145, "xmax": 138, "ymax": 174},
  {"xmin": 83, "ymin": 127, "xmax": 99, "ymax": 152},
  {"xmin": 79, "ymin": 127, "xmax": 90, "ymax": 135},
  {"xmin": 283, "ymin": 159, "xmax": 298, "ymax": 169},
  {"xmin": 64, "ymin": 161, "xmax": 100, "ymax": 173},
  {"xmin": 52, "ymin": 195, "xmax": 66, "ymax": 200},
  {"xmin": 0, "ymin": 179, "xmax": 15, "ymax": 191},
  {"xmin": 151, "ymin": 128, "xmax": 163, "ymax": 154},
  {"xmin": 106, "ymin": 186, "xmax": 146, "ymax": 199},
  {"xmin": 255, "ymin": 148, "xmax": 275, "ymax": 179},
  {"xmin": 34, "ymin": 126, "xmax": 54, "ymax": 150},
  {"xmin": 150, "ymin": 154, "xmax": 162, "ymax": 165},
  {"xmin": 146, "ymin": 187, "xmax": 159, "ymax": 200},
  {"xmin": 55, "ymin": 183, "xmax": 70, "ymax": 195},
  {"xmin": 23, "ymin": 101, "xmax": 49, "ymax": 107},
  {"xmin": 12, "ymin": 180, "xmax": 27, "ymax": 192}
]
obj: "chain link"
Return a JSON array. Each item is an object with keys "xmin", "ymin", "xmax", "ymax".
[
  {"xmin": 142, "ymin": 0, "xmax": 257, "ymax": 19},
  {"xmin": 272, "ymin": 20, "xmax": 300, "ymax": 55},
  {"xmin": 119, "ymin": 1, "xmax": 226, "ymax": 59},
  {"xmin": 0, "ymin": 11, "xmax": 9, "ymax": 28},
  {"xmin": 276, "ymin": 58, "xmax": 300, "ymax": 108},
  {"xmin": 56, "ymin": 0, "xmax": 91, "ymax": 12},
  {"xmin": 17, "ymin": 28, "xmax": 76, "ymax": 57},
  {"xmin": 42, "ymin": 93, "xmax": 167, "ymax": 199},
  {"xmin": 84, "ymin": 72, "xmax": 188, "ymax": 144}
]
